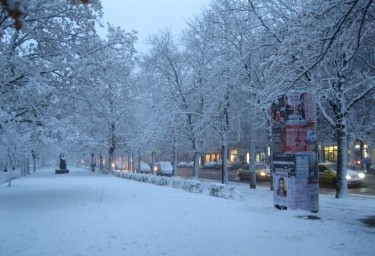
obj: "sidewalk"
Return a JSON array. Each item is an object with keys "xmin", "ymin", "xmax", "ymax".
[
  {"xmin": 0, "ymin": 168, "xmax": 21, "ymax": 185},
  {"xmin": 1, "ymin": 166, "xmax": 374, "ymax": 256}
]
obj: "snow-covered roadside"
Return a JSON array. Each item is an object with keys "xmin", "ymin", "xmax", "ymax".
[
  {"xmin": 1, "ymin": 166, "xmax": 374, "ymax": 256},
  {"xmin": 0, "ymin": 169, "xmax": 21, "ymax": 187}
]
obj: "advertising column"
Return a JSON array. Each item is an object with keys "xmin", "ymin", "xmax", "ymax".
[{"xmin": 271, "ymin": 91, "xmax": 319, "ymax": 212}]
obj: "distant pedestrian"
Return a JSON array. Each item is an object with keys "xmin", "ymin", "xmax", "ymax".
[{"xmin": 362, "ymin": 157, "xmax": 371, "ymax": 172}]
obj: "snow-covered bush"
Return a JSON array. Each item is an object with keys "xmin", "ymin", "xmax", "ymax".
[
  {"xmin": 139, "ymin": 174, "xmax": 150, "ymax": 183},
  {"xmin": 183, "ymin": 179, "xmax": 203, "ymax": 194},
  {"xmin": 116, "ymin": 172, "xmax": 242, "ymax": 200},
  {"xmin": 148, "ymin": 176, "xmax": 158, "ymax": 185},
  {"xmin": 171, "ymin": 177, "xmax": 183, "ymax": 188},
  {"xmin": 209, "ymin": 183, "xmax": 226, "ymax": 197},
  {"xmin": 158, "ymin": 177, "xmax": 168, "ymax": 186},
  {"xmin": 129, "ymin": 175, "xmax": 167, "ymax": 186},
  {"xmin": 133, "ymin": 173, "xmax": 143, "ymax": 182},
  {"xmin": 121, "ymin": 171, "xmax": 133, "ymax": 180},
  {"xmin": 209, "ymin": 183, "xmax": 243, "ymax": 200},
  {"xmin": 113, "ymin": 171, "xmax": 121, "ymax": 177}
]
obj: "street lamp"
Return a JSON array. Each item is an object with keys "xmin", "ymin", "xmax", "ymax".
[{"xmin": 249, "ymin": 109, "xmax": 256, "ymax": 189}]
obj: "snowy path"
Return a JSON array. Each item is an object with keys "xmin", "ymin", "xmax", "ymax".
[{"xmin": 1, "ymin": 166, "xmax": 374, "ymax": 256}]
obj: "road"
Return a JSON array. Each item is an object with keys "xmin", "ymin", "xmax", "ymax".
[
  {"xmin": 2, "ymin": 167, "xmax": 374, "ymax": 196},
  {"xmin": 176, "ymin": 168, "xmax": 375, "ymax": 196}
]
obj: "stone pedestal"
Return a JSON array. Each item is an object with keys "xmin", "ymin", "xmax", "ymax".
[{"xmin": 55, "ymin": 169, "xmax": 69, "ymax": 174}]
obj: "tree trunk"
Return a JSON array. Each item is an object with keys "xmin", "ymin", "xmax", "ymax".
[
  {"xmin": 349, "ymin": 142, "xmax": 355, "ymax": 169},
  {"xmin": 221, "ymin": 143, "xmax": 229, "ymax": 184},
  {"xmin": 26, "ymin": 155, "xmax": 30, "ymax": 175},
  {"xmin": 151, "ymin": 151, "xmax": 156, "ymax": 174},
  {"xmin": 90, "ymin": 153, "xmax": 95, "ymax": 172},
  {"xmin": 336, "ymin": 128, "xmax": 349, "ymax": 198},
  {"xmin": 99, "ymin": 154, "xmax": 103, "ymax": 172},
  {"xmin": 359, "ymin": 140, "xmax": 364, "ymax": 170},
  {"xmin": 108, "ymin": 148, "xmax": 114, "ymax": 173},
  {"xmin": 192, "ymin": 152, "xmax": 200, "ymax": 179},
  {"xmin": 32, "ymin": 150, "xmax": 36, "ymax": 172},
  {"xmin": 108, "ymin": 123, "xmax": 116, "ymax": 173},
  {"xmin": 128, "ymin": 154, "xmax": 132, "ymax": 172},
  {"xmin": 172, "ymin": 145, "xmax": 178, "ymax": 176},
  {"xmin": 138, "ymin": 156, "xmax": 141, "ymax": 174}
]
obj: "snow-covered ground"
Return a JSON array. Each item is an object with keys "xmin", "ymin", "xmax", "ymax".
[{"xmin": 1, "ymin": 166, "xmax": 374, "ymax": 256}]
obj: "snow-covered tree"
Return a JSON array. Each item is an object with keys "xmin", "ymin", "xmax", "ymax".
[
  {"xmin": 0, "ymin": 0, "xmax": 91, "ymax": 30},
  {"xmin": 61, "ymin": 24, "xmax": 137, "ymax": 171},
  {"xmin": 182, "ymin": 0, "xmax": 276, "ymax": 183},
  {"xmin": 141, "ymin": 29, "xmax": 212, "ymax": 178},
  {"xmin": 250, "ymin": 0, "xmax": 375, "ymax": 197},
  {"xmin": 0, "ymin": 0, "xmax": 104, "ymax": 169}
]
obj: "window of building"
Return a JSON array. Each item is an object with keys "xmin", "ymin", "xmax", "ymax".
[
  {"xmin": 205, "ymin": 153, "xmax": 220, "ymax": 163},
  {"xmin": 230, "ymin": 149, "xmax": 237, "ymax": 163},
  {"xmin": 324, "ymin": 146, "xmax": 337, "ymax": 162}
]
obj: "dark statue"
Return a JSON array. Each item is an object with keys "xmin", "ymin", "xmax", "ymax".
[
  {"xmin": 59, "ymin": 158, "xmax": 67, "ymax": 170},
  {"xmin": 55, "ymin": 153, "xmax": 69, "ymax": 174}
]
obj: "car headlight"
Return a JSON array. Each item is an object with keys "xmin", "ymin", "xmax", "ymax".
[
  {"xmin": 260, "ymin": 171, "xmax": 266, "ymax": 176},
  {"xmin": 346, "ymin": 175, "xmax": 351, "ymax": 180},
  {"xmin": 358, "ymin": 173, "xmax": 365, "ymax": 179}
]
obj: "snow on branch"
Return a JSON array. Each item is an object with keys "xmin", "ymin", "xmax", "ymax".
[{"xmin": 1, "ymin": 0, "xmax": 89, "ymax": 30}]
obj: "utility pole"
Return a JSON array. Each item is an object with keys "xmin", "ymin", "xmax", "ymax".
[{"xmin": 249, "ymin": 110, "xmax": 256, "ymax": 189}]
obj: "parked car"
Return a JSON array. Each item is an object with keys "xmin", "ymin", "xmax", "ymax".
[
  {"xmin": 213, "ymin": 161, "xmax": 222, "ymax": 169},
  {"xmin": 212, "ymin": 160, "xmax": 231, "ymax": 169},
  {"xmin": 237, "ymin": 163, "xmax": 271, "ymax": 181},
  {"xmin": 135, "ymin": 162, "xmax": 151, "ymax": 174},
  {"xmin": 230, "ymin": 162, "xmax": 245, "ymax": 171},
  {"xmin": 154, "ymin": 161, "xmax": 173, "ymax": 176},
  {"xmin": 203, "ymin": 161, "xmax": 216, "ymax": 169},
  {"xmin": 318, "ymin": 162, "xmax": 365, "ymax": 187},
  {"xmin": 177, "ymin": 162, "xmax": 188, "ymax": 168},
  {"xmin": 187, "ymin": 161, "xmax": 194, "ymax": 168},
  {"xmin": 115, "ymin": 163, "xmax": 125, "ymax": 172}
]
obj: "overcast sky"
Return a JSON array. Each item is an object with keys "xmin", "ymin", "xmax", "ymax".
[{"xmin": 98, "ymin": 0, "xmax": 211, "ymax": 52}]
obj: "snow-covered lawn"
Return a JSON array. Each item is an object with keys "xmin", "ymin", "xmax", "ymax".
[{"xmin": 1, "ymin": 166, "xmax": 374, "ymax": 256}]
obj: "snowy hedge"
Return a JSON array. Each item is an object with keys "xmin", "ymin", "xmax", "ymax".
[
  {"xmin": 183, "ymin": 179, "xmax": 203, "ymax": 193},
  {"xmin": 209, "ymin": 183, "xmax": 242, "ymax": 200},
  {"xmin": 117, "ymin": 171, "xmax": 242, "ymax": 200}
]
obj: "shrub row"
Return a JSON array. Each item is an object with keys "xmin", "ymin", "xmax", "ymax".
[{"xmin": 117, "ymin": 171, "xmax": 242, "ymax": 200}]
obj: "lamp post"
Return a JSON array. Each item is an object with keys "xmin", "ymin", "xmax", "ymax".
[{"xmin": 249, "ymin": 110, "xmax": 256, "ymax": 189}]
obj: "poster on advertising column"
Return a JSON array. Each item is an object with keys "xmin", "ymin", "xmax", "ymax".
[
  {"xmin": 270, "ymin": 91, "xmax": 317, "ymax": 126},
  {"xmin": 272, "ymin": 124, "xmax": 286, "ymax": 154},
  {"xmin": 273, "ymin": 153, "xmax": 319, "ymax": 212},
  {"xmin": 284, "ymin": 123, "xmax": 307, "ymax": 153},
  {"xmin": 274, "ymin": 172, "xmax": 289, "ymax": 209},
  {"xmin": 290, "ymin": 154, "xmax": 319, "ymax": 212},
  {"xmin": 273, "ymin": 153, "xmax": 295, "ymax": 209}
]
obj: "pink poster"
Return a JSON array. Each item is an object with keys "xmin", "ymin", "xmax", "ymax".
[
  {"xmin": 284, "ymin": 123, "xmax": 307, "ymax": 153},
  {"xmin": 271, "ymin": 91, "xmax": 316, "ymax": 124}
]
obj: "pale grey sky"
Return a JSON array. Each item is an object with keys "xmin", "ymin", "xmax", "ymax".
[{"xmin": 98, "ymin": 0, "xmax": 210, "ymax": 51}]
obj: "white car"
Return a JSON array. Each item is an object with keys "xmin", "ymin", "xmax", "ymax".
[
  {"xmin": 203, "ymin": 162, "xmax": 216, "ymax": 169},
  {"xmin": 177, "ymin": 162, "xmax": 188, "ymax": 168},
  {"xmin": 135, "ymin": 162, "xmax": 151, "ymax": 174},
  {"xmin": 318, "ymin": 163, "xmax": 366, "ymax": 187},
  {"xmin": 187, "ymin": 161, "xmax": 194, "ymax": 168},
  {"xmin": 155, "ymin": 162, "xmax": 173, "ymax": 176}
]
